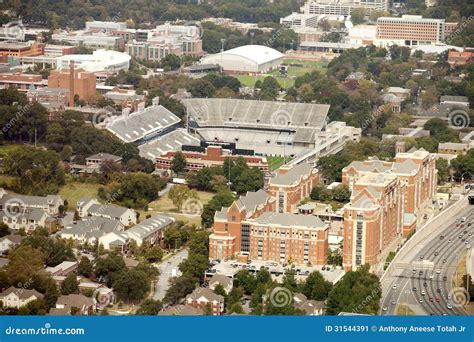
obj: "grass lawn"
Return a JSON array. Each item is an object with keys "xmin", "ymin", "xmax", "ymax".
[
  {"xmin": 266, "ymin": 155, "xmax": 292, "ymax": 171},
  {"xmin": 142, "ymin": 190, "xmax": 215, "ymax": 226},
  {"xmin": 0, "ymin": 144, "xmax": 20, "ymax": 158},
  {"xmin": 236, "ymin": 59, "xmax": 328, "ymax": 89},
  {"xmin": 396, "ymin": 305, "xmax": 415, "ymax": 316},
  {"xmin": 58, "ymin": 182, "xmax": 102, "ymax": 208}
]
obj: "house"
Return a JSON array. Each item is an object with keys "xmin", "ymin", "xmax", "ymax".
[
  {"xmin": 98, "ymin": 231, "xmax": 129, "ymax": 252},
  {"xmin": 0, "ymin": 191, "xmax": 64, "ymax": 216},
  {"xmin": 185, "ymin": 287, "xmax": 224, "ymax": 315},
  {"xmin": 55, "ymin": 294, "xmax": 95, "ymax": 315},
  {"xmin": 386, "ymin": 87, "xmax": 411, "ymax": 100},
  {"xmin": 125, "ymin": 215, "xmax": 174, "ymax": 247},
  {"xmin": 293, "ymin": 293, "xmax": 325, "ymax": 316},
  {"xmin": 85, "ymin": 153, "xmax": 123, "ymax": 167},
  {"xmin": 45, "ymin": 261, "xmax": 78, "ymax": 276},
  {"xmin": 208, "ymin": 274, "xmax": 233, "ymax": 294},
  {"xmin": 60, "ymin": 217, "xmax": 124, "ymax": 244},
  {"xmin": 0, "ymin": 234, "xmax": 22, "ymax": 255},
  {"xmin": 381, "ymin": 93, "xmax": 402, "ymax": 112},
  {"xmin": 76, "ymin": 198, "xmax": 137, "ymax": 226},
  {"xmin": 158, "ymin": 305, "xmax": 204, "ymax": 316},
  {"xmin": 0, "ymin": 287, "xmax": 44, "ymax": 309},
  {"xmin": 0, "ymin": 209, "xmax": 53, "ymax": 233},
  {"xmin": 440, "ymin": 95, "xmax": 470, "ymax": 107}
]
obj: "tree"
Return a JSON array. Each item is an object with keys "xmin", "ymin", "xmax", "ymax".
[
  {"xmin": 143, "ymin": 246, "xmax": 164, "ymax": 263},
  {"xmin": 163, "ymin": 275, "xmax": 197, "ymax": 305},
  {"xmin": 259, "ymin": 76, "xmax": 280, "ymax": 100},
  {"xmin": 61, "ymin": 273, "xmax": 80, "ymax": 295},
  {"xmin": 78, "ymin": 256, "xmax": 93, "ymax": 278},
  {"xmin": 178, "ymin": 253, "xmax": 209, "ymax": 279},
  {"xmin": 326, "ymin": 265, "xmax": 381, "ymax": 315},
  {"xmin": 213, "ymin": 284, "xmax": 227, "ymax": 297},
  {"xmin": 332, "ymin": 185, "xmax": 351, "ymax": 203},
  {"xmin": 94, "ymin": 253, "xmax": 126, "ymax": 286},
  {"xmin": 300, "ymin": 271, "xmax": 332, "ymax": 301},
  {"xmin": 201, "ymin": 189, "xmax": 234, "ymax": 227},
  {"xmin": 113, "ymin": 269, "xmax": 150, "ymax": 302},
  {"xmin": 0, "ymin": 223, "xmax": 9, "ymax": 237},
  {"xmin": 7, "ymin": 245, "xmax": 44, "ymax": 285},
  {"xmin": 168, "ymin": 185, "xmax": 198, "ymax": 211},
  {"xmin": 171, "ymin": 152, "xmax": 186, "ymax": 174},
  {"xmin": 351, "ymin": 8, "xmax": 366, "ymax": 25},
  {"xmin": 135, "ymin": 299, "xmax": 163, "ymax": 315},
  {"xmin": 436, "ymin": 158, "xmax": 449, "ymax": 184}
]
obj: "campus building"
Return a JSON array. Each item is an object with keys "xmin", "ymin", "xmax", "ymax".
[
  {"xmin": 376, "ymin": 15, "xmax": 458, "ymax": 46},
  {"xmin": 155, "ymin": 145, "xmax": 269, "ymax": 175},
  {"xmin": 341, "ymin": 147, "xmax": 438, "ymax": 270},
  {"xmin": 48, "ymin": 66, "xmax": 96, "ymax": 105},
  {"xmin": 301, "ymin": 0, "xmax": 389, "ymax": 16},
  {"xmin": 209, "ymin": 163, "xmax": 328, "ymax": 265}
]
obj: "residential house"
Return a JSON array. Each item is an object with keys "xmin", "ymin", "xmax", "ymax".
[
  {"xmin": 60, "ymin": 217, "xmax": 125, "ymax": 245},
  {"xmin": 0, "ymin": 234, "xmax": 22, "ymax": 255},
  {"xmin": 125, "ymin": 215, "xmax": 174, "ymax": 246},
  {"xmin": 0, "ymin": 287, "xmax": 44, "ymax": 309},
  {"xmin": 45, "ymin": 261, "xmax": 78, "ymax": 276},
  {"xmin": 293, "ymin": 293, "xmax": 325, "ymax": 315},
  {"xmin": 76, "ymin": 198, "xmax": 136, "ymax": 226},
  {"xmin": 0, "ymin": 191, "xmax": 64, "ymax": 216},
  {"xmin": 208, "ymin": 274, "xmax": 233, "ymax": 294},
  {"xmin": 158, "ymin": 305, "xmax": 204, "ymax": 316},
  {"xmin": 185, "ymin": 287, "xmax": 224, "ymax": 315},
  {"xmin": 55, "ymin": 294, "xmax": 96, "ymax": 315},
  {"xmin": 0, "ymin": 209, "xmax": 53, "ymax": 233}
]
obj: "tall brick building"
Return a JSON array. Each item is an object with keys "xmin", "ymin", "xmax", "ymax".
[
  {"xmin": 341, "ymin": 148, "xmax": 437, "ymax": 270},
  {"xmin": 209, "ymin": 162, "xmax": 328, "ymax": 265},
  {"xmin": 48, "ymin": 64, "xmax": 96, "ymax": 106}
]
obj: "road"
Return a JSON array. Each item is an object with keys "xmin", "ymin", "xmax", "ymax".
[
  {"xmin": 153, "ymin": 249, "xmax": 188, "ymax": 301},
  {"xmin": 381, "ymin": 204, "xmax": 473, "ymax": 316}
]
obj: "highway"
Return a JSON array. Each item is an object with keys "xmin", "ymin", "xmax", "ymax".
[{"xmin": 381, "ymin": 204, "xmax": 473, "ymax": 316}]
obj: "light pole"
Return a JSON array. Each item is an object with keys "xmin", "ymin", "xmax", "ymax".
[
  {"xmin": 220, "ymin": 38, "xmax": 226, "ymax": 52},
  {"xmin": 250, "ymin": 32, "xmax": 255, "ymax": 45}
]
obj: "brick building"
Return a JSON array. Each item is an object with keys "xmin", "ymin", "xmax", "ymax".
[
  {"xmin": 48, "ymin": 66, "xmax": 96, "ymax": 105},
  {"xmin": 155, "ymin": 145, "xmax": 269, "ymax": 175},
  {"xmin": 209, "ymin": 162, "xmax": 328, "ymax": 265},
  {"xmin": 267, "ymin": 163, "xmax": 319, "ymax": 214},
  {"xmin": 376, "ymin": 15, "xmax": 458, "ymax": 46},
  {"xmin": 341, "ymin": 148, "xmax": 437, "ymax": 270},
  {"xmin": 185, "ymin": 288, "xmax": 224, "ymax": 315},
  {"xmin": 0, "ymin": 73, "xmax": 45, "ymax": 92}
]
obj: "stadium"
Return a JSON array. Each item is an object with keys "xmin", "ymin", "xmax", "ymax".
[
  {"xmin": 182, "ymin": 98, "xmax": 331, "ymax": 157},
  {"xmin": 200, "ymin": 45, "xmax": 284, "ymax": 74}
]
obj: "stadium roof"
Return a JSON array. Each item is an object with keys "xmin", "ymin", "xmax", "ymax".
[
  {"xmin": 183, "ymin": 98, "xmax": 329, "ymax": 131},
  {"xmin": 209, "ymin": 45, "xmax": 283, "ymax": 65},
  {"xmin": 106, "ymin": 105, "xmax": 180, "ymax": 143},
  {"xmin": 138, "ymin": 128, "xmax": 201, "ymax": 160}
]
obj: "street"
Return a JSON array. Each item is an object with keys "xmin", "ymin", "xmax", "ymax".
[
  {"xmin": 153, "ymin": 249, "xmax": 189, "ymax": 301},
  {"xmin": 381, "ymin": 199, "xmax": 473, "ymax": 316}
]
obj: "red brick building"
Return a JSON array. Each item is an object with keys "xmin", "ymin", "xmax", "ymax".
[
  {"xmin": 185, "ymin": 287, "xmax": 224, "ymax": 315},
  {"xmin": 156, "ymin": 145, "xmax": 269, "ymax": 175},
  {"xmin": 48, "ymin": 65, "xmax": 96, "ymax": 105},
  {"xmin": 342, "ymin": 148, "xmax": 437, "ymax": 270},
  {"xmin": 209, "ymin": 162, "xmax": 328, "ymax": 265}
]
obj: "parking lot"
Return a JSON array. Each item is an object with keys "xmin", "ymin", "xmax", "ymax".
[{"xmin": 206, "ymin": 259, "xmax": 344, "ymax": 284}]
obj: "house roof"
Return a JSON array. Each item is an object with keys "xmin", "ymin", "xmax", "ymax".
[
  {"xmin": 270, "ymin": 163, "xmax": 314, "ymax": 186},
  {"xmin": 61, "ymin": 217, "xmax": 124, "ymax": 239},
  {"xmin": 0, "ymin": 193, "xmax": 63, "ymax": 207},
  {"xmin": 209, "ymin": 274, "xmax": 232, "ymax": 289},
  {"xmin": 126, "ymin": 215, "xmax": 174, "ymax": 240},
  {"xmin": 0, "ymin": 287, "xmax": 43, "ymax": 300},
  {"xmin": 186, "ymin": 287, "xmax": 224, "ymax": 303},
  {"xmin": 87, "ymin": 203, "xmax": 133, "ymax": 219},
  {"xmin": 57, "ymin": 294, "xmax": 94, "ymax": 308},
  {"xmin": 0, "ymin": 234, "xmax": 23, "ymax": 244},
  {"xmin": 252, "ymin": 212, "xmax": 326, "ymax": 229},
  {"xmin": 235, "ymin": 189, "xmax": 270, "ymax": 215},
  {"xmin": 158, "ymin": 305, "xmax": 204, "ymax": 316},
  {"xmin": 86, "ymin": 153, "xmax": 122, "ymax": 162}
]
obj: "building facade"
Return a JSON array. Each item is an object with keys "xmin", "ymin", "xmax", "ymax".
[{"xmin": 341, "ymin": 148, "xmax": 437, "ymax": 270}]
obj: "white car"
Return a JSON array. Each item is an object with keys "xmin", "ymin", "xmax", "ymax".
[
  {"xmin": 436, "ymin": 269, "xmax": 441, "ymax": 274},
  {"xmin": 392, "ymin": 284, "xmax": 397, "ymax": 289}
]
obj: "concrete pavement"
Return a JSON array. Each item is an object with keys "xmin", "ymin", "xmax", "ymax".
[{"xmin": 153, "ymin": 249, "xmax": 189, "ymax": 301}]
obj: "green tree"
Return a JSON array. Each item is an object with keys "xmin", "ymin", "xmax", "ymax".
[
  {"xmin": 61, "ymin": 273, "xmax": 80, "ymax": 295},
  {"xmin": 436, "ymin": 158, "xmax": 449, "ymax": 184},
  {"xmin": 300, "ymin": 271, "xmax": 332, "ymax": 301},
  {"xmin": 113, "ymin": 269, "xmax": 150, "ymax": 302},
  {"xmin": 163, "ymin": 275, "xmax": 197, "ymax": 305},
  {"xmin": 135, "ymin": 299, "xmax": 163, "ymax": 315},
  {"xmin": 171, "ymin": 151, "xmax": 187, "ymax": 174},
  {"xmin": 168, "ymin": 185, "xmax": 198, "ymax": 211},
  {"xmin": 201, "ymin": 189, "xmax": 234, "ymax": 227},
  {"xmin": 78, "ymin": 256, "xmax": 93, "ymax": 278},
  {"xmin": 332, "ymin": 185, "xmax": 351, "ymax": 203}
]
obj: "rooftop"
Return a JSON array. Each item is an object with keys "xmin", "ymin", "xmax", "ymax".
[{"xmin": 251, "ymin": 212, "xmax": 327, "ymax": 229}]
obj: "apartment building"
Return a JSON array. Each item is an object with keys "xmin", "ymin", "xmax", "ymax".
[
  {"xmin": 48, "ymin": 66, "xmax": 96, "ymax": 105},
  {"xmin": 0, "ymin": 191, "xmax": 64, "ymax": 216},
  {"xmin": 0, "ymin": 41, "xmax": 44, "ymax": 58},
  {"xmin": 301, "ymin": 0, "xmax": 388, "ymax": 16},
  {"xmin": 155, "ymin": 145, "xmax": 269, "ymax": 175},
  {"xmin": 341, "ymin": 148, "xmax": 437, "ymax": 270},
  {"xmin": 0, "ymin": 73, "xmax": 46, "ymax": 92},
  {"xmin": 376, "ymin": 15, "xmax": 458, "ymax": 46},
  {"xmin": 209, "ymin": 162, "xmax": 328, "ymax": 265},
  {"xmin": 267, "ymin": 163, "xmax": 319, "ymax": 214}
]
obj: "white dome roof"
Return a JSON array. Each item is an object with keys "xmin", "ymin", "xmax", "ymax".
[{"xmin": 216, "ymin": 45, "xmax": 284, "ymax": 65}]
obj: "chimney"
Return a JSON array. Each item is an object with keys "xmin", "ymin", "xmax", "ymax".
[
  {"xmin": 69, "ymin": 60, "xmax": 75, "ymax": 107},
  {"xmin": 395, "ymin": 141, "xmax": 406, "ymax": 154}
]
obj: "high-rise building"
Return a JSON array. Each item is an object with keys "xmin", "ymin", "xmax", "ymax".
[
  {"xmin": 376, "ymin": 15, "xmax": 458, "ymax": 46},
  {"xmin": 341, "ymin": 148, "xmax": 437, "ymax": 270},
  {"xmin": 301, "ymin": 0, "xmax": 389, "ymax": 17}
]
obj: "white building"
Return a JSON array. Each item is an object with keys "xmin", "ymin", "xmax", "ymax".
[
  {"xmin": 85, "ymin": 21, "xmax": 127, "ymax": 32},
  {"xmin": 125, "ymin": 215, "xmax": 174, "ymax": 246},
  {"xmin": 280, "ymin": 13, "xmax": 319, "ymax": 29},
  {"xmin": 0, "ymin": 287, "xmax": 43, "ymax": 309},
  {"xmin": 55, "ymin": 50, "xmax": 131, "ymax": 73},
  {"xmin": 301, "ymin": 0, "xmax": 389, "ymax": 17},
  {"xmin": 76, "ymin": 198, "xmax": 137, "ymax": 226},
  {"xmin": 200, "ymin": 45, "xmax": 284, "ymax": 74},
  {"xmin": 0, "ymin": 235, "xmax": 22, "ymax": 255}
]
